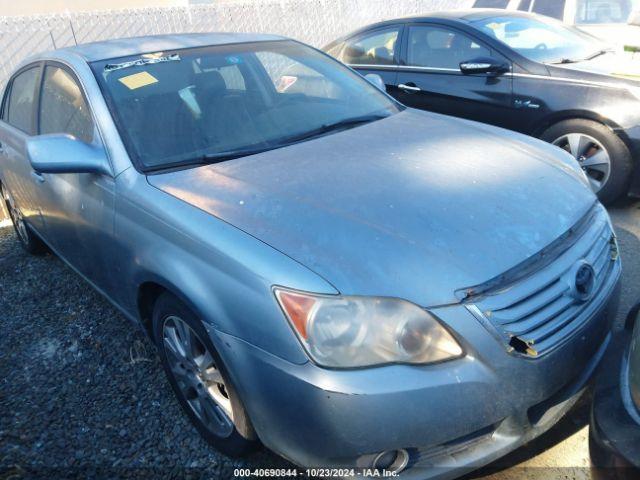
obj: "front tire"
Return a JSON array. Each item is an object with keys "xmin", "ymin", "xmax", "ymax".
[
  {"xmin": 1, "ymin": 184, "xmax": 47, "ymax": 255},
  {"xmin": 540, "ymin": 119, "xmax": 633, "ymax": 205},
  {"xmin": 152, "ymin": 292, "xmax": 256, "ymax": 456}
]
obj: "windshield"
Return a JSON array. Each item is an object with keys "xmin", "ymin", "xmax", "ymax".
[
  {"xmin": 471, "ymin": 15, "xmax": 607, "ymax": 64},
  {"xmin": 91, "ymin": 40, "xmax": 401, "ymax": 171}
]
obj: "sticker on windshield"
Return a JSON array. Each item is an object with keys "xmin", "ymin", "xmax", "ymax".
[
  {"xmin": 118, "ymin": 71, "xmax": 159, "ymax": 90},
  {"xmin": 226, "ymin": 55, "xmax": 243, "ymax": 64}
]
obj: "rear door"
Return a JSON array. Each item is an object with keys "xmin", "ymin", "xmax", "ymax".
[
  {"xmin": 34, "ymin": 62, "xmax": 116, "ymax": 292},
  {"xmin": 336, "ymin": 25, "xmax": 403, "ymax": 96},
  {"xmin": 0, "ymin": 64, "xmax": 45, "ymax": 233},
  {"xmin": 395, "ymin": 23, "xmax": 514, "ymax": 128}
]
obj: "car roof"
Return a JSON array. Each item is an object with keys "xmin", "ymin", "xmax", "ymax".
[
  {"xmin": 360, "ymin": 8, "xmax": 537, "ymax": 29},
  {"xmin": 31, "ymin": 32, "xmax": 288, "ymax": 63}
]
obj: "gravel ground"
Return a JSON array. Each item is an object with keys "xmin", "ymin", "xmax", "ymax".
[{"xmin": 1, "ymin": 199, "xmax": 639, "ymax": 480}]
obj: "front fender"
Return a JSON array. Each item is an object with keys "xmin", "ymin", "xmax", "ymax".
[{"xmin": 113, "ymin": 168, "xmax": 337, "ymax": 365}]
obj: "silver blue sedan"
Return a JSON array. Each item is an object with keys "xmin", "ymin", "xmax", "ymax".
[{"xmin": 0, "ymin": 33, "xmax": 622, "ymax": 478}]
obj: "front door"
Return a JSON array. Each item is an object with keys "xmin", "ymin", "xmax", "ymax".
[
  {"xmin": 34, "ymin": 63, "xmax": 117, "ymax": 293},
  {"xmin": 395, "ymin": 23, "xmax": 514, "ymax": 129}
]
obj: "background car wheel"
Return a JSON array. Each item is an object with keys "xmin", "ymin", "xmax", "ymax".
[
  {"xmin": 152, "ymin": 292, "xmax": 257, "ymax": 456},
  {"xmin": 589, "ymin": 428, "xmax": 635, "ymax": 479},
  {"xmin": 1, "ymin": 184, "xmax": 48, "ymax": 255},
  {"xmin": 540, "ymin": 119, "xmax": 633, "ymax": 205}
]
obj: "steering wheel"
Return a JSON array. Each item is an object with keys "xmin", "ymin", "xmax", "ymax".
[{"xmin": 535, "ymin": 43, "xmax": 548, "ymax": 50}]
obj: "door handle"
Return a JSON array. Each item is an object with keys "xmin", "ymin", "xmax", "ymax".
[
  {"xmin": 31, "ymin": 171, "xmax": 45, "ymax": 183},
  {"xmin": 398, "ymin": 83, "xmax": 421, "ymax": 93}
]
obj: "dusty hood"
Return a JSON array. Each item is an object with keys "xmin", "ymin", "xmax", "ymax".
[
  {"xmin": 148, "ymin": 109, "xmax": 596, "ymax": 306},
  {"xmin": 552, "ymin": 53, "xmax": 640, "ymax": 84}
]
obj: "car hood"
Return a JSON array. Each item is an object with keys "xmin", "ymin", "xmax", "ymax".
[
  {"xmin": 148, "ymin": 109, "xmax": 596, "ymax": 307},
  {"xmin": 551, "ymin": 54, "xmax": 640, "ymax": 85}
]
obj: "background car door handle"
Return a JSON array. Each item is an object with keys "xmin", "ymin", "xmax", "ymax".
[
  {"xmin": 398, "ymin": 83, "xmax": 421, "ymax": 93},
  {"xmin": 31, "ymin": 171, "xmax": 45, "ymax": 183}
]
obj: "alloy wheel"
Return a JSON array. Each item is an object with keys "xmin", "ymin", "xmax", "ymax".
[
  {"xmin": 162, "ymin": 315, "xmax": 235, "ymax": 438},
  {"xmin": 552, "ymin": 133, "xmax": 611, "ymax": 193}
]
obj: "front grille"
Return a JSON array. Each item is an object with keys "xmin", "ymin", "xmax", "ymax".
[{"xmin": 470, "ymin": 204, "xmax": 618, "ymax": 357}]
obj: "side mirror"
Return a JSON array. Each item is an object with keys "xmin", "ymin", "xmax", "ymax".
[
  {"xmin": 460, "ymin": 57, "xmax": 509, "ymax": 76},
  {"xmin": 364, "ymin": 73, "xmax": 386, "ymax": 92},
  {"xmin": 629, "ymin": 11, "xmax": 640, "ymax": 26},
  {"xmin": 27, "ymin": 134, "xmax": 111, "ymax": 175}
]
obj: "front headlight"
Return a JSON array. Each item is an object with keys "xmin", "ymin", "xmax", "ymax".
[{"xmin": 274, "ymin": 288, "xmax": 463, "ymax": 368}]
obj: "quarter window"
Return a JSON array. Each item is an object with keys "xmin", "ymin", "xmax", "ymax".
[
  {"xmin": 39, "ymin": 66, "xmax": 94, "ymax": 143},
  {"xmin": 340, "ymin": 28, "xmax": 399, "ymax": 65},
  {"xmin": 7, "ymin": 67, "xmax": 40, "ymax": 134},
  {"xmin": 406, "ymin": 26, "xmax": 491, "ymax": 69}
]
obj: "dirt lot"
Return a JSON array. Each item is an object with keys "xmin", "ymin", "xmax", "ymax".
[{"xmin": 1, "ymin": 199, "xmax": 639, "ymax": 480}]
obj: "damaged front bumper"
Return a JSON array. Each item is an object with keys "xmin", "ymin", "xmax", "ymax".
[{"xmin": 208, "ymin": 258, "xmax": 620, "ymax": 479}]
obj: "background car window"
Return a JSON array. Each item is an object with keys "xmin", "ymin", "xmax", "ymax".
[
  {"xmin": 518, "ymin": 0, "xmax": 534, "ymax": 10},
  {"xmin": 257, "ymin": 50, "xmax": 343, "ymax": 98},
  {"xmin": 6, "ymin": 67, "xmax": 39, "ymax": 134},
  {"xmin": 407, "ymin": 26, "xmax": 491, "ymax": 69},
  {"xmin": 472, "ymin": 0, "xmax": 510, "ymax": 7},
  {"xmin": 575, "ymin": 0, "xmax": 638, "ymax": 24},
  {"xmin": 530, "ymin": 0, "xmax": 567, "ymax": 20},
  {"xmin": 340, "ymin": 28, "xmax": 399, "ymax": 65},
  {"xmin": 39, "ymin": 66, "xmax": 94, "ymax": 143}
]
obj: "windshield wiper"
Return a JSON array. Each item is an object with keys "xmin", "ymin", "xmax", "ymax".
[
  {"xmin": 276, "ymin": 113, "xmax": 391, "ymax": 145},
  {"xmin": 550, "ymin": 48, "xmax": 614, "ymax": 65},
  {"xmin": 551, "ymin": 58, "xmax": 579, "ymax": 64},
  {"xmin": 584, "ymin": 49, "xmax": 614, "ymax": 61},
  {"xmin": 145, "ymin": 113, "xmax": 390, "ymax": 173},
  {"xmin": 145, "ymin": 145, "xmax": 272, "ymax": 173}
]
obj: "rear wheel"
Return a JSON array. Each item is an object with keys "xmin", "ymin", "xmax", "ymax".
[
  {"xmin": 541, "ymin": 119, "xmax": 633, "ymax": 205},
  {"xmin": 152, "ymin": 292, "xmax": 256, "ymax": 456},
  {"xmin": 1, "ymin": 184, "xmax": 47, "ymax": 254}
]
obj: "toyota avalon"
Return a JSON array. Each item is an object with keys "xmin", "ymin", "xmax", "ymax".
[{"xmin": 0, "ymin": 33, "xmax": 621, "ymax": 478}]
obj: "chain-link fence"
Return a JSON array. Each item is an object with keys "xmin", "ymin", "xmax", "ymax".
[{"xmin": 0, "ymin": 0, "xmax": 471, "ymax": 88}]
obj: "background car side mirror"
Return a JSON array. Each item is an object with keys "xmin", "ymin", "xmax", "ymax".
[
  {"xmin": 27, "ymin": 134, "xmax": 111, "ymax": 176},
  {"xmin": 628, "ymin": 10, "xmax": 640, "ymax": 26},
  {"xmin": 460, "ymin": 57, "xmax": 509, "ymax": 76},
  {"xmin": 364, "ymin": 73, "xmax": 386, "ymax": 92}
]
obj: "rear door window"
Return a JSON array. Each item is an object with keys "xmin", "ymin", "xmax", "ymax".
[
  {"xmin": 6, "ymin": 67, "xmax": 40, "ymax": 134},
  {"xmin": 340, "ymin": 28, "xmax": 400, "ymax": 65}
]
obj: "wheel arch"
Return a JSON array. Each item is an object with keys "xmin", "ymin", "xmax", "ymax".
[
  {"xmin": 136, "ymin": 275, "xmax": 210, "ymax": 341},
  {"xmin": 531, "ymin": 110, "xmax": 623, "ymax": 138},
  {"xmin": 532, "ymin": 111, "xmax": 637, "ymax": 175}
]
